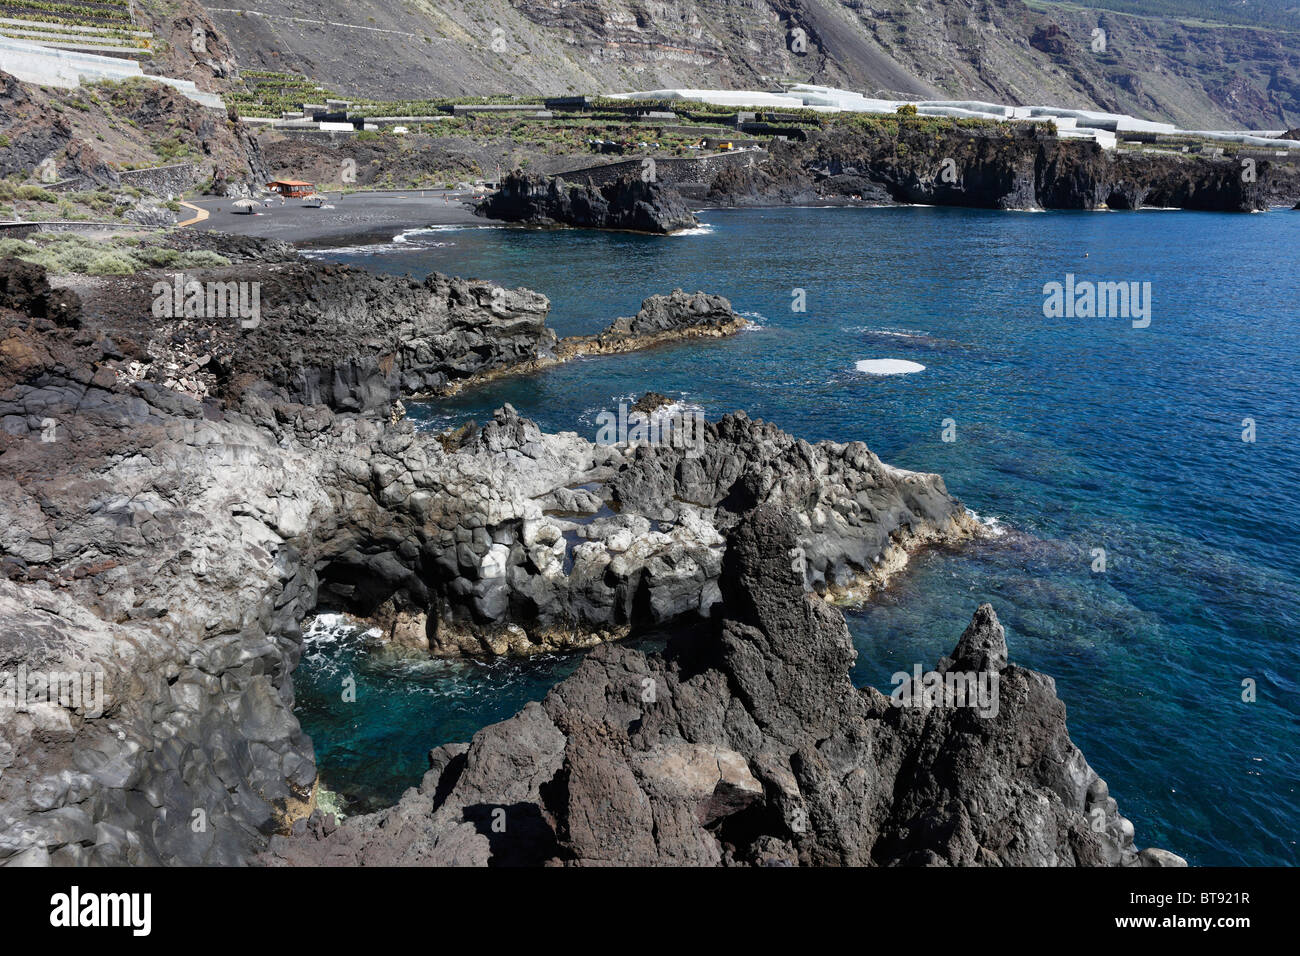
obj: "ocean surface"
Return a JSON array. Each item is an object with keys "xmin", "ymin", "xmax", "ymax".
[{"xmin": 293, "ymin": 206, "xmax": 1300, "ymax": 866}]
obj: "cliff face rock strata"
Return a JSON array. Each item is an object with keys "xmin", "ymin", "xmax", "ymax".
[
  {"xmin": 198, "ymin": 0, "xmax": 1300, "ymax": 130},
  {"xmin": 261, "ymin": 507, "xmax": 1184, "ymax": 867},
  {"xmin": 0, "ymin": 309, "xmax": 335, "ymax": 863},
  {"xmin": 477, "ymin": 173, "xmax": 699, "ymax": 234},
  {"xmin": 0, "ymin": 70, "xmax": 255, "ymax": 193},
  {"xmin": 708, "ymin": 123, "xmax": 1281, "ymax": 212}
]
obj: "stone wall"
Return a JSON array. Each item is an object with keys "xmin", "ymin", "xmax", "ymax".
[{"xmin": 120, "ymin": 163, "xmax": 198, "ymax": 198}]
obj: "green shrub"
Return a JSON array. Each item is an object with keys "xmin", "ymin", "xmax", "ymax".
[
  {"xmin": 176, "ymin": 250, "xmax": 229, "ymax": 268},
  {"xmin": 87, "ymin": 252, "xmax": 136, "ymax": 275},
  {"xmin": 48, "ymin": 245, "xmax": 96, "ymax": 272},
  {"xmin": 0, "ymin": 238, "xmax": 37, "ymax": 257},
  {"xmin": 17, "ymin": 186, "xmax": 59, "ymax": 203},
  {"xmin": 136, "ymin": 247, "xmax": 179, "ymax": 267}
]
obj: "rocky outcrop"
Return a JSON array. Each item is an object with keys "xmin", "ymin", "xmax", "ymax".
[
  {"xmin": 260, "ymin": 506, "xmax": 1183, "ymax": 867},
  {"xmin": 85, "ymin": 259, "xmax": 556, "ymax": 412},
  {"xmin": 0, "ymin": 70, "xmax": 255, "ymax": 194},
  {"xmin": 155, "ymin": 231, "xmax": 298, "ymax": 264},
  {"xmin": 477, "ymin": 172, "xmax": 699, "ymax": 233},
  {"xmin": 557, "ymin": 290, "xmax": 749, "ymax": 359},
  {"xmin": 353, "ymin": 403, "xmax": 977, "ymax": 658},
  {"xmin": 0, "ymin": 259, "xmax": 81, "ymax": 327},
  {"xmin": 81, "ymin": 243, "xmax": 749, "ymax": 409},
  {"xmin": 0, "ymin": 290, "xmax": 329, "ymax": 863}
]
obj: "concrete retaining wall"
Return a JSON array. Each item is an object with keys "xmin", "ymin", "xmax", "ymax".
[{"xmin": 0, "ymin": 36, "xmax": 224, "ymax": 109}]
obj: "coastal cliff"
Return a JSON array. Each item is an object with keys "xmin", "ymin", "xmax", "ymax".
[
  {"xmin": 0, "ymin": 246, "xmax": 1181, "ymax": 866},
  {"xmin": 708, "ymin": 121, "xmax": 1280, "ymax": 212},
  {"xmin": 467, "ymin": 124, "xmax": 1288, "ymax": 225}
]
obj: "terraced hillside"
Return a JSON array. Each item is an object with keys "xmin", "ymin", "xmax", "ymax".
[
  {"xmin": 0, "ymin": 0, "xmax": 151, "ymax": 56},
  {"xmin": 195, "ymin": 0, "xmax": 1300, "ymax": 129}
]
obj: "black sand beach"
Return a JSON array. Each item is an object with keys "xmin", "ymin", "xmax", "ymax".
[{"xmin": 184, "ymin": 188, "xmax": 489, "ymax": 247}]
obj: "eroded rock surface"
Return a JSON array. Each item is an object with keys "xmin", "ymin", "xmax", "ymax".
[
  {"xmin": 478, "ymin": 172, "xmax": 699, "ymax": 233},
  {"xmin": 261, "ymin": 507, "xmax": 1184, "ymax": 867}
]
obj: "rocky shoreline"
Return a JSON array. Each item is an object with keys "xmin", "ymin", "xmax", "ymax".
[
  {"xmin": 470, "ymin": 123, "xmax": 1293, "ymax": 222},
  {"xmin": 706, "ymin": 122, "xmax": 1284, "ymax": 213},
  {"xmin": 74, "ymin": 238, "xmax": 750, "ymax": 409},
  {"xmin": 262, "ymin": 509, "xmax": 1183, "ymax": 867},
  {"xmin": 0, "ymin": 239, "xmax": 1183, "ymax": 866}
]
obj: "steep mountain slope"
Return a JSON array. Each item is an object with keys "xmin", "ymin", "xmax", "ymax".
[{"xmin": 194, "ymin": 0, "xmax": 1300, "ymax": 127}]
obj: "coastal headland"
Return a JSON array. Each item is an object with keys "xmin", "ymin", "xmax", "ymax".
[{"xmin": 0, "ymin": 234, "xmax": 1187, "ymax": 866}]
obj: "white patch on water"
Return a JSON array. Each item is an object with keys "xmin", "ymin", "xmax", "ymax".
[
  {"xmin": 845, "ymin": 326, "xmax": 930, "ymax": 340},
  {"xmin": 671, "ymin": 223, "xmax": 715, "ymax": 236},
  {"xmin": 967, "ymin": 509, "xmax": 1009, "ymax": 538},
  {"xmin": 855, "ymin": 359, "xmax": 926, "ymax": 375},
  {"xmin": 394, "ymin": 224, "xmax": 507, "ymax": 243},
  {"xmin": 578, "ymin": 393, "xmax": 704, "ymax": 431},
  {"xmin": 738, "ymin": 309, "xmax": 766, "ymax": 330},
  {"xmin": 303, "ymin": 239, "xmax": 451, "ymax": 257}
]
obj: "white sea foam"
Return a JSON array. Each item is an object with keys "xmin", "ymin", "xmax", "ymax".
[
  {"xmin": 303, "ymin": 239, "xmax": 449, "ymax": 257},
  {"xmin": 967, "ymin": 509, "xmax": 1009, "ymax": 538},
  {"xmin": 394, "ymin": 224, "xmax": 507, "ymax": 243},
  {"xmin": 845, "ymin": 326, "xmax": 930, "ymax": 340},
  {"xmin": 302, "ymin": 613, "xmax": 379, "ymax": 646},
  {"xmin": 672, "ymin": 223, "xmax": 714, "ymax": 236},
  {"xmin": 855, "ymin": 359, "xmax": 926, "ymax": 375},
  {"xmin": 579, "ymin": 393, "xmax": 704, "ymax": 430}
]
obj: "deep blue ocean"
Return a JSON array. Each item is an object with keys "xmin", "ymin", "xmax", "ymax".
[{"xmin": 293, "ymin": 206, "xmax": 1299, "ymax": 866}]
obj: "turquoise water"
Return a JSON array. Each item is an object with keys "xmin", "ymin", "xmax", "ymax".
[{"xmin": 294, "ymin": 207, "xmax": 1300, "ymax": 865}]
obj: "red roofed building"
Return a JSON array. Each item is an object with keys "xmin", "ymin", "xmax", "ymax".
[{"xmin": 266, "ymin": 180, "xmax": 315, "ymax": 198}]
